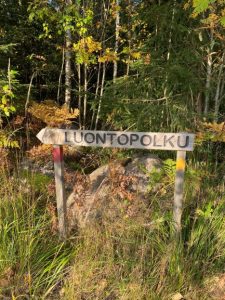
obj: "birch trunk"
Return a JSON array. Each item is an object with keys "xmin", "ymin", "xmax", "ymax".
[
  {"xmin": 163, "ymin": 0, "xmax": 176, "ymax": 126},
  {"xmin": 95, "ymin": 62, "xmax": 106, "ymax": 129},
  {"xmin": 77, "ymin": 63, "xmax": 82, "ymax": 129},
  {"xmin": 214, "ymin": 52, "xmax": 225, "ymax": 121},
  {"xmin": 64, "ymin": 0, "xmax": 73, "ymax": 110},
  {"xmin": 57, "ymin": 47, "xmax": 65, "ymax": 104},
  {"xmin": 7, "ymin": 58, "xmax": 12, "ymax": 91},
  {"xmin": 25, "ymin": 71, "xmax": 37, "ymax": 116},
  {"xmin": 83, "ymin": 63, "xmax": 88, "ymax": 129},
  {"xmin": 65, "ymin": 28, "xmax": 72, "ymax": 110},
  {"xmin": 91, "ymin": 62, "xmax": 101, "ymax": 129},
  {"xmin": 113, "ymin": 0, "xmax": 120, "ymax": 83},
  {"xmin": 204, "ymin": 28, "xmax": 214, "ymax": 115}
]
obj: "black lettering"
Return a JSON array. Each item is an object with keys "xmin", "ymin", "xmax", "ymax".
[
  {"xmin": 140, "ymin": 135, "xmax": 152, "ymax": 146},
  {"xmin": 65, "ymin": 132, "xmax": 71, "ymax": 143},
  {"xmin": 74, "ymin": 132, "xmax": 83, "ymax": 143},
  {"xmin": 84, "ymin": 133, "xmax": 95, "ymax": 144},
  {"xmin": 130, "ymin": 134, "xmax": 139, "ymax": 145},
  {"xmin": 164, "ymin": 135, "xmax": 175, "ymax": 147},
  {"xmin": 118, "ymin": 134, "xmax": 129, "ymax": 145},
  {"xmin": 177, "ymin": 136, "xmax": 189, "ymax": 148},
  {"xmin": 107, "ymin": 133, "xmax": 117, "ymax": 145},
  {"xmin": 96, "ymin": 133, "xmax": 106, "ymax": 144},
  {"xmin": 153, "ymin": 135, "xmax": 162, "ymax": 147}
]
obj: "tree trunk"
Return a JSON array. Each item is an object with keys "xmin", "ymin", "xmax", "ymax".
[
  {"xmin": 57, "ymin": 47, "xmax": 65, "ymax": 104},
  {"xmin": 77, "ymin": 63, "xmax": 82, "ymax": 129},
  {"xmin": 95, "ymin": 62, "xmax": 106, "ymax": 129},
  {"xmin": 65, "ymin": 0, "xmax": 73, "ymax": 110},
  {"xmin": 25, "ymin": 71, "xmax": 37, "ymax": 116},
  {"xmin": 91, "ymin": 62, "xmax": 101, "ymax": 129},
  {"xmin": 83, "ymin": 63, "xmax": 88, "ymax": 129},
  {"xmin": 214, "ymin": 52, "xmax": 225, "ymax": 121},
  {"xmin": 113, "ymin": 0, "xmax": 120, "ymax": 83},
  {"xmin": 7, "ymin": 58, "xmax": 12, "ymax": 91},
  {"xmin": 163, "ymin": 0, "xmax": 176, "ymax": 126},
  {"xmin": 204, "ymin": 28, "xmax": 214, "ymax": 115}
]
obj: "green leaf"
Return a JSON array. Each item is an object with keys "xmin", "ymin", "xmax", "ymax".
[
  {"xmin": 4, "ymin": 109, "xmax": 10, "ymax": 117},
  {"xmin": 193, "ymin": 0, "xmax": 211, "ymax": 14},
  {"xmin": 1, "ymin": 96, "xmax": 7, "ymax": 105},
  {"xmin": 220, "ymin": 16, "xmax": 225, "ymax": 27},
  {"xmin": 10, "ymin": 106, "xmax": 16, "ymax": 112},
  {"xmin": 3, "ymin": 85, "xmax": 9, "ymax": 92}
]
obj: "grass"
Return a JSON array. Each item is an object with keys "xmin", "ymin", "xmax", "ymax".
[
  {"xmin": 63, "ymin": 160, "xmax": 225, "ymax": 300},
  {"xmin": 0, "ymin": 168, "xmax": 76, "ymax": 299},
  {"xmin": 0, "ymin": 156, "xmax": 224, "ymax": 299}
]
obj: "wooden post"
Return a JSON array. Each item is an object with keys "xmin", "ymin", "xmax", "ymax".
[
  {"xmin": 173, "ymin": 150, "xmax": 186, "ymax": 233},
  {"xmin": 53, "ymin": 145, "xmax": 67, "ymax": 239}
]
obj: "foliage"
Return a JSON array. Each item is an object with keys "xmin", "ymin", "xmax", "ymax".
[
  {"xmin": 28, "ymin": 100, "xmax": 79, "ymax": 126},
  {"xmin": 186, "ymin": 0, "xmax": 225, "ymax": 27},
  {"xmin": 0, "ymin": 130, "xmax": 19, "ymax": 148},
  {"xmin": 0, "ymin": 85, "xmax": 16, "ymax": 117},
  {"xmin": 197, "ymin": 121, "xmax": 225, "ymax": 142},
  {"xmin": 0, "ymin": 67, "xmax": 18, "ymax": 119},
  {"xmin": 147, "ymin": 158, "xmax": 176, "ymax": 193}
]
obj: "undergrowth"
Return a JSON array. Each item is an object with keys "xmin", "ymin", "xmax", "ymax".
[
  {"xmin": 0, "ymin": 168, "xmax": 76, "ymax": 299},
  {"xmin": 63, "ymin": 159, "xmax": 225, "ymax": 300},
  {"xmin": 0, "ymin": 155, "xmax": 224, "ymax": 299}
]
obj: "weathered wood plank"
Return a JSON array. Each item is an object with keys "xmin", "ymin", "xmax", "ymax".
[
  {"xmin": 37, "ymin": 128, "xmax": 195, "ymax": 151},
  {"xmin": 173, "ymin": 150, "xmax": 186, "ymax": 233},
  {"xmin": 52, "ymin": 145, "xmax": 67, "ymax": 239}
]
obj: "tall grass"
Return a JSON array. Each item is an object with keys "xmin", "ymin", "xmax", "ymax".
[
  {"xmin": 0, "ymin": 168, "xmax": 75, "ymax": 299},
  {"xmin": 0, "ymin": 159, "xmax": 224, "ymax": 299},
  {"xmin": 63, "ymin": 162, "xmax": 225, "ymax": 300}
]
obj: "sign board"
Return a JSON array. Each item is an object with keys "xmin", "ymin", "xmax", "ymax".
[
  {"xmin": 36, "ymin": 128, "xmax": 195, "ymax": 239},
  {"xmin": 37, "ymin": 128, "xmax": 195, "ymax": 151}
]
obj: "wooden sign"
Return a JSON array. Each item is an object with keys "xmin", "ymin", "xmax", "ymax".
[
  {"xmin": 37, "ymin": 128, "xmax": 195, "ymax": 151},
  {"xmin": 36, "ymin": 128, "xmax": 195, "ymax": 239}
]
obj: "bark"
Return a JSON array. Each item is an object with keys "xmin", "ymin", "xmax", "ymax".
[
  {"xmin": 126, "ymin": 35, "xmax": 131, "ymax": 76},
  {"xmin": 83, "ymin": 63, "xmax": 88, "ymax": 129},
  {"xmin": 163, "ymin": 0, "xmax": 176, "ymax": 126},
  {"xmin": 92, "ymin": 1, "xmax": 109, "ymax": 128},
  {"xmin": 77, "ymin": 63, "xmax": 82, "ymax": 129},
  {"xmin": 7, "ymin": 58, "xmax": 11, "ymax": 91},
  {"xmin": 214, "ymin": 52, "xmax": 225, "ymax": 121},
  {"xmin": 65, "ymin": 28, "xmax": 72, "ymax": 110},
  {"xmin": 166, "ymin": 0, "xmax": 176, "ymax": 62},
  {"xmin": 95, "ymin": 62, "xmax": 106, "ymax": 129},
  {"xmin": 25, "ymin": 71, "xmax": 37, "ymax": 116},
  {"xmin": 163, "ymin": 0, "xmax": 176, "ymax": 89},
  {"xmin": 91, "ymin": 62, "xmax": 101, "ymax": 129},
  {"xmin": 204, "ymin": 28, "xmax": 214, "ymax": 115},
  {"xmin": 64, "ymin": 0, "xmax": 73, "ymax": 110},
  {"xmin": 113, "ymin": 0, "xmax": 120, "ymax": 83},
  {"xmin": 57, "ymin": 47, "xmax": 65, "ymax": 104}
]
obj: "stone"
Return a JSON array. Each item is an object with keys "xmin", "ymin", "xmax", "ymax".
[{"xmin": 67, "ymin": 153, "xmax": 161, "ymax": 229}]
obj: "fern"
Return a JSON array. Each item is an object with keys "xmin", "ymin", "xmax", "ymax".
[
  {"xmin": 197, "ymin": 122, "xmax": 225, "ymax": 143},
  {"xmin": 28, "ymin": 100, "xmax": 79, "ymax": 126},
  {"xmin": 0, "ymin": 130, "xmax": 19, "ymax": 148}
]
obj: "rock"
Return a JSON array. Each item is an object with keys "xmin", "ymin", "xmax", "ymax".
[{"xmin": 67, "ymin": 153, "xmax": 161, "ymax": 229}]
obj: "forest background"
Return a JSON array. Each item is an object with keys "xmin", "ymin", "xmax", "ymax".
[{"xmin": 0, "ymin": 0, "xmax": 225, "ymax": 299}]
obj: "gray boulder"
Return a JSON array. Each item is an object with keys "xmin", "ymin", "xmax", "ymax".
[{"xmin": 67, "ymin": 153, "xmax": 161, "ymax": 229}]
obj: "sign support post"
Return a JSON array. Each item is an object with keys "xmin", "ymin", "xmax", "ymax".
[
  {"xmin": 173, "ymin": 150, "xmax": 186, "ymax": 233},
  {"xmin": 52, "ymin": 145, "xmax": 67, "ymax": 239}
]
